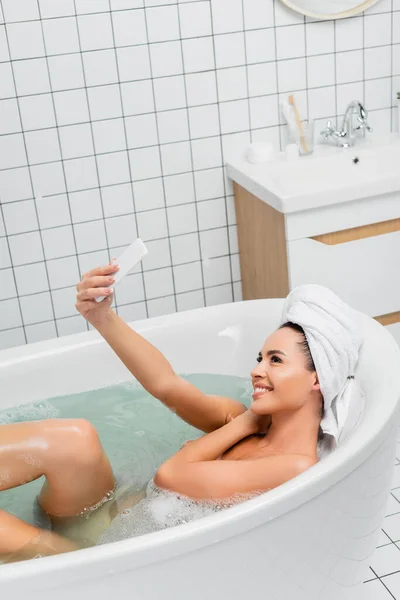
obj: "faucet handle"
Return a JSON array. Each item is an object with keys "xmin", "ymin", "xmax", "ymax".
[
  {"xmin": 356, "ymin": 115, "xmax": 372, "ymax": 132},
  {"xmin": 320, "ymin": 120, "xmax": 340, "ymax": 140}
]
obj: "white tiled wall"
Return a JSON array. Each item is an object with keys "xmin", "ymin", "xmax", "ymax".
[{"xmin": 0, "ymin": 0, "xmax": 399, "ymax": 349}]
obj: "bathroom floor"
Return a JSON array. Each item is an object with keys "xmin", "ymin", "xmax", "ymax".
[{"xmin": 362, "ymin": 428, "xmax": 400, "ymax": 599}]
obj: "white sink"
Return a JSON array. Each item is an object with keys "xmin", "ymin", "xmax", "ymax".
[{"xmin": 226, "ymin": 135, "xmax": 400, "ymax": 213}]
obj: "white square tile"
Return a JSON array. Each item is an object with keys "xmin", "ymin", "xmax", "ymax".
[
  {"xmin": 117, "ymin": 45, "xmax": 151, "ymax": 81},
  {"xmin": 2, "ymin": 200, "xmax": 38, "ymax": 235},
  {"xmin": 141, "ymin": 238, "xmax": 171, "ymax": 271},
  {"xmin": 145, "ymin": 0, "xmax": 174, "ymax": 5},
  {"xmin": 176, "ymin": 289, "xmax": 204, "ymax": 312},
  {"xmin": 377, "ymin": 529, "xmax": 392, "ymax": 547},
  {"xmin": 371, "ymin": 108, "xmax": 390, "ymax": 134},
  {"xmin": 36, "ymin": 194, "xmax": 71, "ymax": 229},
  {"xmin": 149, "ymin": 41, "xmax": 183, "ymax": 77},
  {"xmin": 308, "ymin": 86, "xmax": 336, "ymax": 120},
  {"xmin": 370, "ymin": 543, "xmax": 400, "ymax": 577},
  {"xmin": 0, "ymin": 63, "xmax": 15, "ymax": 98},
  {"xmin": 121, "ymin": 80, "xmax": 154, "ymax": 116},
  {"xmin": 7, "ymin": 21, "xmax": 45, "ymax": 60},
  {"xmin": 147, "ymin": 5, "xmax": 179, "ymax": 43},
  {"xmin": 393, "ymin": 45, "xmax": 400, "ymax": 77},
  {"xmin": 25, "ymin": 129, "xmax": 61, "ymax": 165},
  {"xmin": 365, "ymin": 46, "xmax": 392, "ymax": 80},
  {"xmin": 215, "ymin": 32, "xmax": 246, "ymax": 68},
  {"xmin": 185, "ymin": 71, "xmax": 217, "ymax": 106},
  {"xmin": 277, "ymin": 58, "xmax": 306, "ymax": 93},
  {"xmin": 75, "ymin": 220, "xmax": 107, "ymax": 254},
  {"xmin": 51, "ymin": 286, "xmax": 78, "ymax": 318},
  {"xmin": 192, "ymin": 137, "xmax": 222, "ymax": 170},
  {"xmin": 106, "ymin": 214, "xmax": 137, "ymax": 247},
  {"xmin": 228, "ymin": 225, "xmax": 238, "ymax": 253},
  {"xmin": 78, "ymin": 250, "xmax": 110, "ymax": 276},
  {"xmin": 92, "ymin": 118, "xmax": 126, "ymax": 154},
  {"xmin": 14, "ymin": 263, "xmax": 49, "ymax": 296},
  {"xmin": 97, "ymin": 151, "xmax": 131, "ymax": 186},
  {"xmin": 364, "ymin": 13, "xmax": 392, "ymax": 48},
  {"xmin": 116, "ymin": 301, "xmax": 147, "ymax": 322},
  {"xmin": 20, "ymin": 292, "xmax": 54, "ymax": 325},
  {"xmin": 335, "ymin": 16, "xmax": 363, "ymax": 52},
  {"xmin": 383, "ymin": 571, "xmax": 400, "ymax": 599},
  {"xmin": 383, "ymin": 512, "xmax": 400, "ymax": 541},
  {"xmin": 245, "ymin": 29, "xmax": 275, "ymax": 64},
  {"xmin": 2, "ymin": 0, "xmax": 39, "ymax": 22},
  {"xmin": 64, "ymin": 156, "xmax": 98, "ymax": 192},
  {"xmin": 306, "ymin": 21, "xmax": 334, "ymax": 56},
  {"xmin": 211, "ymin": 0, "xmax": 243, "ymax": 34},
  {"xmin": 0, "ymin": 300, "xmax": 22, "ymax": 330},
  {"xmin": 114, "ymin": 273, "xmax": 145, "ymax": 305},
  {"xmin": 75, "ymin": 0, "xmax": 109, "ymax": 12},
  {"xmin": 136, "ymin": 208, "xmax": 168, "ymax": 241},
  {"xmin": 160, "ymin": 141, "xmax": 191, "ymax": 175},
  {"xmin": 173, "ymin": 261, "xmax": 203, "ymax": 294},
  {"xmin": 13, "ymin": 58, "xmax": 50, "ymax": 96},
  {"xmin": 250, "ymin": 95, "xmax": 279, "ymax": 129},
  {"xmin": 144, "ymin": 266, "xmax": 174, "ymax": 299},
  {"xmin": 274, "ymin": 0, "xmax": 302, "ymax": 25},
  {"xmin": 153, "ymin": 76, "xmax": 186, "ymax": 111},
  {"xmin": 9, "ymin": 231, "xmax": 44, "ymax": 266},
  {"xmin": 129, "ymin": 145, "xmax": 162, "ymax": 180},
  {"xmin": 0, "ymin": 269, "xmax": 17, "ymax": 300},
  {"xmin": 83, "ymin": 49, "xmax": 119, "ymax": 86},
  {"xmin": 205, "ymin": 283, "xmax": 233, "ymax": 306},
  {"xmin": 0, "ymin": 134, "xmax": 26, "ymax": 170},
  {"xmin": 217, "ymin": 67, "xmax": 247, "ymax": 102},
  {"xmin": 203, "ymin": 256, "xmax": 231, "ymax": 287},
  {"xmin": 26, "ymin": 321, "xmax": 57, "ymax": 344},
  {"xmin": 60, "ymin": 123, "xmax": 94, "ymax": 160},
  {"xmin": 365, "ymin": 77, "xmax": 391, "ymax": 110},
  {"xmin": 248, "ymin": 62, "xmax": 277, "ymax": 97},
  {"xmin": 0, "ymin": 28, "xmax": 9, "ymax": 63},
  {"xmin": 88, "ymin": 85, "xmax": 123, "ymax": 121},
  {"xmin": 19, "ymin": 94, "xmax": 56, "ymax": 131},
  {"xmin": 78, "ymin": 13, "xmax": 114, "ymax": 51},
  {"xmin": 194, "ymin": 168, "xmax": 224, "ymax": 201},
  {"xmin": 200, "ymin": 227, "xmax": 229, "ymax": 259},
  {"xmin": 395, "ymin": 12, "xmax": 400, "ymax": 45},
  {"xmin": 42, "ymin": 225, "xmax": 76, "ymax": 259},
  {"xmin": 179, "ymin": 1, "xmax": 211, "ymax": 38},
  {"xmin": 336, "ymin": 50, "xmax": 364, "ymax": 85},
  {"xmin": 220, "ymin": 98, "xmax": 249, "ymax": 134},
  {"xmin": 0, "ymin": 238, "xmax": 11, "ymax": 269},
  {"xmin": 164, "ymin": 173, "xmax": 195, "ymax": 206},
  {"xmin": 112, "ymin": 9, "xmax": 147, "ymax": 46},
  {"xmin": 276, "ymin": 25, "xmax": 305, "ymax": 60},
  {"xmin": 189, "ymin": 104, "xmax": 220, "ymax": 138},
  {"xmin": 39, "ymin": 0, "xmax": 75, "ymax": 18},
  {"xmin": 48, "ymin": 54, "xmax": 85, "ymax": 91},
  {"xmin": 170, "ymin": 232, "xmax": 200, "ymax": 265},
  {"xmin": 386, "ymin": 494, "xmax": 400, "ymax": 517},
  {"xmin": 31, "ymin": 163, "xmax": 66, "ymax": 197},
  {"xmin": 102, "ymin": 183, "xmax": 134, "ymax": 217},
  {"xmin": 0, "ymin": 99, "xmax": 21, "ymax": 134},
  {"xmin": 307, "ymin": 54, "xmax": 335, "ymax": 88},
  {"xmin": 230, "ymin": 253, "xmax": 240, "ymax": 281},
  {"xmin": 54, "ymin": 89, "xmax": 90, "ymax": 126},
  {"xmin": 336, "ymin": 81, "xmax": 364, "ymax": 115},
  {"xmin": 69, "ymin": 188, "xmax": 103, "ymax": 223},
  {"xmin": 365, "ymin": 0, "xmax": 392, "ymax": 12},
  {"xmin": 243, "ymin": 0, "xmax": 274, "ymax": 29},
  {"xmin": 233, "ymin": 281, "xmax": 242, "ymax": 301},
  {"xmin": 42, "ymin": 17, "xmax": 80, "ymax": 55},
  {"xmin": 182, "ymin": 37, "xmax": 215, "ymax": 73},
  {"xmin": 157, "ymin": 109, "xmax": 189, "ymax": 144},
  {"xmin": 147, "ymin": 295, "xmax": 176, "ymax": 318},
  {"xmin": 111, "ymin": 0, "xmax": 144, "ymax": 9},
  {"xmin": 362, "ymin": 578, "xmax": 395, "ymax": 600},
  {"xmin": 197, "ymin": 197, "xmax": 227, "ymax": 229},
  {"xmin": 133, "ymin": 177, "xmax": 165, "ymax": 212},
  {"xmin": 167, "ymin": 203, "xmax": 197, "ymax": 236},
  {"xmin": 56, "ymin": 315, "xmax": 88, "ymax": 336}
]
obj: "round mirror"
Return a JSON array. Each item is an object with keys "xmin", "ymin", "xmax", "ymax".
[{"xmin": 279, "ymin": 0, "xmax": 380, "ymax": 20}]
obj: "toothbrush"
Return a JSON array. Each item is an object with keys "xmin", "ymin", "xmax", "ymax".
[{"xmin": 288, "ymin": 94, "xmax": 309, "ymax": 154}]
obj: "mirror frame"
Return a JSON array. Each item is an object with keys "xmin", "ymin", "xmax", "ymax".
[{"xmin": 279, "ymin": 0, "xmax": 380, "ymax": 20}]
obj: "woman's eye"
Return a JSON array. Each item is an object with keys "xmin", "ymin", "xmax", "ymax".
[
  {"xmin": 256, "ymin": 354, "xmax": 262, "ymax": 363},
  {"xmin": 271, "ymin": 355, "xmax": 282, "ymax": 364}
]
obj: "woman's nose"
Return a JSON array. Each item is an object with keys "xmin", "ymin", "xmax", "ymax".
[{"xmin": 251, "ymin": 361, "xmax": 267, "ymax": 379}]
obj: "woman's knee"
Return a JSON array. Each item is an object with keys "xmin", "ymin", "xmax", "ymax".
[{"xmin": 40, "ymin": 419, "xmax": 104, "ymax": 468}]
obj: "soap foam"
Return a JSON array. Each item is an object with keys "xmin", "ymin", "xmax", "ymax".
[{"xmin": 0, "ymin": 401, "xmax": 59, "ymax": 424}]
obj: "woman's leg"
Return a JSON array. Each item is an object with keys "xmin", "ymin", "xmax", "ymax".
[{"xmin": 0, "ymin": 418, "xmax": 115, "ymax": 559}]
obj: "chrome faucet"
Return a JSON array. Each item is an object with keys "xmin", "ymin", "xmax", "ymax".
[{"xmin": 321, "ymin": 100, "xmax": 372, "ymax": 148}]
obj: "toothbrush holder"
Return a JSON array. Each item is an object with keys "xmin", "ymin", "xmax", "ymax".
[{"xmin": 295, "ymin": 119, "xmax": 315, "ymax": 156}]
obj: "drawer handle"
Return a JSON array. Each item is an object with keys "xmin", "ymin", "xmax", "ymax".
[
  {"xmin": 311, "ymin": 218, "xmax": 400, "ymax": 245},
  {"xmin": 374, "ymin": 312, "xmax": 400, "ymax": 326}
]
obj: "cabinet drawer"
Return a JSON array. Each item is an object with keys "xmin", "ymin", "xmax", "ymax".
[{"xmin": 287, "ymin": 231, "xmax": 400, "ymax": 317}]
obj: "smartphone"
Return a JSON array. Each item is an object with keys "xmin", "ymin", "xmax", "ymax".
[{"xmin": 95, "ymin": 238, "xmax": 148, "ymax": 303}]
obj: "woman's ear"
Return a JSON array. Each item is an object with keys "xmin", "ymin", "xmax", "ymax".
[{"xmin": 311, "ymin": 373, "xmax": 320, "ymax": 392}]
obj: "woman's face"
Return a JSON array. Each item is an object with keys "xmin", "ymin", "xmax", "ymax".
[{"xmin": 250, "ymin": 327, "xmax": 320, "ymax": 416}]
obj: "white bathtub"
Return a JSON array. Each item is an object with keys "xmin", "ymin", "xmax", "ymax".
[{"xmin": 0, "ymin": 299, "xmax": 399, "ymax": 600}]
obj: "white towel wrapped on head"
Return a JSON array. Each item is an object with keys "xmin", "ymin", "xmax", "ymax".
[{"xmin": 281, "ymin": 284, "xmax": 364, "ymax": 446}]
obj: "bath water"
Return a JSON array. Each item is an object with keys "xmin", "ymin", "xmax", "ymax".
[{"xmin": 0, "ymin": 374, "xmax": 251, "ymax": 543}]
